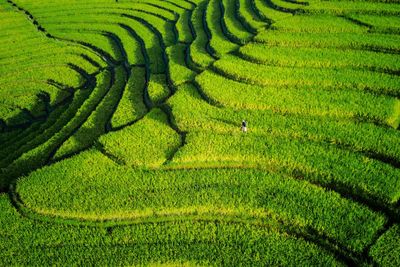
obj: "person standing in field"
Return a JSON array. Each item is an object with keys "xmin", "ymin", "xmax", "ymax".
[{"xmin": 241, "ymin": 120, "xmax": 247, "ymax": 133}]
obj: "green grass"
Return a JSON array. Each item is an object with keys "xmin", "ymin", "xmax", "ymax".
[
  {"xmin": 189, "ymin": 0, "xmax": 216, "ymax": 68},
  {"xmin": 213, "ymin": 54, "xmax": 400, "ymax": 98},
  {"xmin": 253, "ymin": 0, "xmax": 292, "ymax": 22},
  {"xmin": 167, "ymin": 44, "xmax": 197, "ymax": 86},
  {"xmin": 17, "ymin": 149, "xmax": 384, "ymax": 252},
  {"xmin": 349, "ymin": 14, "xmax": 400, "ymax": 33},
  {"xmin": 303, "ymin": 0, "xmax": 400, "ymax": 15},
  {"xmin": 111, "ymin": 67, "xmax": 147, "ymax": 128},
  {"xmin": 171, "ymin": 131, "xmax": 400, "ymax": 204},
  {"xmin": 206, "ymin": 0, "xmax": 238, "ymax": 57},
  {"xmin": 53, "ymin": 66, "xmax": 126, "ymax": 160},
  {"xmin": 370, "ymin": 224, "xmax": 400, "ymax": 266},
  {"xmin": 196, "ymin": 70, "xmax": 397, "ymax": 126},
  {"xmin": 147, "ymin": 74, "xmax": 170, "ymax": 105},
  {"xmin": 255, "ymin": 31, "xmax": 400, "ymax": 52},
  {"xmin": 1, "ymin": 0, "xmax": 400, "ymax": 264},
  {"xmin": 169, "ymin": 83, "xmax": 400, "ymax": 164},
  {"xmin": 0, "ymin": 194, "xmax": 343, "ymax": 266},
  {"xmin": 237, "ymin": 0, "xmax": 267, "ymax": 31},
  {"xmin": 221, "ymin": 0, "xmax": 253, "ymax": 44},
  {"xmin": 0, "ymin": 3, "xmax": 103, "ymax": 125},
  {"xmin": 271, "ymin": 14, "xmax": 367, "ymax": 33},
  {"xmin": 99, "ymin": 108, "xmax": 181, "ymax": 168},
  {"xmin": 238, "ymin": 43, "xmax": 400, "ymax": 72},
  {"xmin": 176, "ymin": 10, "xmax": 195, "ymax": 43}
]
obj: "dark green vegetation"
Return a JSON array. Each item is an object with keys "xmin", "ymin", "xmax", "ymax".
[{"xmin": 0, "ymin": 0, "xmax": 399, "ymax": 265}]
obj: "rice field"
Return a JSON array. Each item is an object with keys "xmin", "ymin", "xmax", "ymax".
[{"xmin": 0, "ymin": 0, "xmax": 399, "ymax": 265}]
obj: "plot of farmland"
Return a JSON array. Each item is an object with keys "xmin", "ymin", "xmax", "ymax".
[{"xmin": 0, "ymin": 0, "xmax": 399, "ymax": 265}]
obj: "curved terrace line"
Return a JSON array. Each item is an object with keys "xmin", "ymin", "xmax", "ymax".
[{"xmin": 7, "ymin": 183, "xmax": 360, "ymax": 266}]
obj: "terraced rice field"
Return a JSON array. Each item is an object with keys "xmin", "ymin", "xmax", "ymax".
[{"xmin": 0, "ymin": 0, "xmax": 399, "ymax": 265}]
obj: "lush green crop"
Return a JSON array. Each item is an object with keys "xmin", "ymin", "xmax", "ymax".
[
  {"xmin": 171, "ymin": 131, "xmax": 400, "ymax": 205},
  {"xmin": 253, "ymin": 0, "xmax": 292, "ymax": 22},
  {"xmin": 255, "ymin": 31, "xmax": 400, "ymax": 52},
  {"xmin": 213, "ymin": 55, "xmax": 400, "ymax": 98},
  {"xmin": 0, "ymin": 4, "xmax": 103, "ymax": 126},
  {"xmin": 167, "ymin": 44, "xmax": 196, "ymax": 86},
  {"xmin": 349, "ymin": 14, "xmax": 400, "ymax": 34},
  {"xmin": 236, "ymin": 0, "xmax": 267, "ymax": 31},
  {"xmin": 119, "ymin": 17, "xmax": 165, "ymax": 72},
  {"xmin": 0, "ymin": 194, "xmax": 343, "ymax": 266},
  {"xmin": 111, "ymin": 67, "xmax": 147, "ymax": 128},
  {"xmin": 0, "ymin": 102, "xmax": 71, "ymax": 148},
  {"xmin": 147, "ymin": 74, "xmax": 170, "ymax": 105},
  {"xmin": 54, "ymin": 30, "xmax": 122, "ymax": 61},
  {"xmin": 99, "ymin": 108, "xmax": 181, "ymax": 167},
  {"xmin": 206, "ymin": 0, "xmax": 238, "ymax": 57},
  {"xmin": 27, "ymin": 7, "xmax": 166, "ymax": 71},
  {"xmin": 0, "ymin": 70, "xmax": 111, "ymax": 187},
  {"xmin": 370, "ymin": 224, "xmax": 400, "ymax": 266},
  {"xmin": 221, "ymin": 0, "xmax": 253, "ymax": 44},
  {"xmin": 176, "ymin": 10, "xmax": 195, "ymax": 43},
  {"xmin": 189, "ymin": 0, "xmax": 216, "ymax": 68},
  {"xmin": 303, "ymin": 0, "xmax": 400, "ymax": 15},
  {"xmin": 53, "ymin": 66, "xmax": 127, "ymax": 160},
  {"xmin": 196, "ymin": 70, "xmax": 398, "ymax": 127},
  {"xmin": 17, "ymin": 149, "xmax": 384, "ymax": 252},
  {"xmin": 271, "ymin": 14, "xmax": 367, "ymax": 33},
  {"xmin": 169, "ymin": 84, "xmax": 400, "ymax": 164},
  {"xmin": 269, "ymin": 0, "xmax": 306, "ymax": 11},
  {"xmin": 238, "ymin": 43, "xmax": 400, "ymax": 73},
  {"xmin": 1, "ymin": 0, "xmax": 399, "ymax": 264}
]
